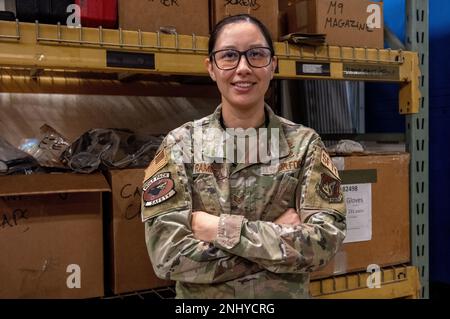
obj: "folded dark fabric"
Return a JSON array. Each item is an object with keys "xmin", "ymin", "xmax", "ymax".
[{"xmin": 62, "ymin": 128, "xmax": 164, "ymax": 173}]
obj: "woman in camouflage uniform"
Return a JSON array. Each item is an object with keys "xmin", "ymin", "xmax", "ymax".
[{"xmin": 141, "ymin": 14, "xmax": 347, "ymax": 298}]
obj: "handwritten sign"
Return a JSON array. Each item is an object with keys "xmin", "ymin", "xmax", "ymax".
[
  {"xmin": 225, "ymin": 0, "xmax": 261, "ymax": 10},
  {"xmin": 323, "ymin": 1, "xmax": 381, "ymax": 32},
  {"xmin": 158, "ymin": 0, "xmax": 180, "ymax": 7},
  {"xmin": 1, "ymin": 209, "xmax": 29, "ymax": 231},
  {"xmin": 120, "ymin": 183, "xmax": 142, "ymax": 221}
]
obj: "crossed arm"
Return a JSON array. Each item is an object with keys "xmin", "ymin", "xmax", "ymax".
[
  {"xmin": 144, "ymin": 138, "xmax": 346, "ymax": 283},
  {"xmin": 191, "ymin": 208, "xmax": 301, "ymax": 242},
  {"xmin": 147, "ymin": 205, "xmax": 345, "ymax": 283}
]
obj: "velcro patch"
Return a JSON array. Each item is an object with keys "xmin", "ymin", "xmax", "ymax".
[
  {"xmin": 316, "ymin": 173, "xmax": 343, "ymax": 203},
  {"xmin": 193, "ymin": 163, "xmax": 214, "ymax": 175},
  {"xmin": 321, "ymin": 150, "xmax": 340, "ymax": 179},
  {"xmin": 278, "ymin": 160, "xmax": 301, "ymax": 173},
  {"xmin": 143, "ymin": 172, "xmax": 176, "ymax": 207},
  {"xmin": 145, "ymin": 149, "xmax": 168, "ymax": 179},
  {"xmin": 260, "ymin": 160, "xmax": 301, "ymax": 175}
]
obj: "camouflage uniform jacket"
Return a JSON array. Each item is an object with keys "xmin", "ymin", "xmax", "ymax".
[{"xmin": 141, "ymin": 104, "xmax": 347, "ymax": 298}]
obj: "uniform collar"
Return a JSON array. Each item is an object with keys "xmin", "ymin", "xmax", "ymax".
[{"xmin": 200, "ymin": 104, "xmax": 291, "ymax": 163}]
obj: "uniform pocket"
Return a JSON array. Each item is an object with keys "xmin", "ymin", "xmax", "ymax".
[
  {"xmin": 192, "ymin": 174, "xmax": 224, "ymax": 216},
  {"xmin": 261, "ymin": 173, "xmax": 299, "ymax": 221}
]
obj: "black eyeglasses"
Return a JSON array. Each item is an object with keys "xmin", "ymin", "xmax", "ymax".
[{"xmin": 210, "ymin": 47, "xmax": 274, "ymax": 70}]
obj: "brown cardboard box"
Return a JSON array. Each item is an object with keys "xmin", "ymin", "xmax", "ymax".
[
  {"xmin": 311, "ymin": 153, "xmax": 410, "ymax": 279},
  {"xmin": 118, "ymin": 0, "xmax": 210, "ymax": 36},
  {"xmin": 211, "ymin": 0, "xmax": 280, "ymax": 41},
  {"xmin": 105, "ymin": 169, "xmax": 172, "ymax": 294},
  {"xmin": 0, "ymin": 173, "xmax": 109, "ymax": 298},
  {"xmin": 280, "ymin": 0, "xmax": 384, "ymax": 48}
]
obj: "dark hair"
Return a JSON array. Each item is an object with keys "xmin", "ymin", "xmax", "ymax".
[{"xmin": 208, "ymin": 14, "xmax": 274, "ymax": 56}]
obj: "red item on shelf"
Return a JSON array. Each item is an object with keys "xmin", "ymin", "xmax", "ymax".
[{"xmin": 75, "ymin": 0, "xmax": 117, "ymax": 29}]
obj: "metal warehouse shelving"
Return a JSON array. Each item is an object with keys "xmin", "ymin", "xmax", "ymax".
[
  {"xmin": 102, "ymin": 265, "xmax": 421, "ymax": 300},
  {"xmin": 103, "ymin": 266, "xmax": 420, "ymax": 300},
  {"xmin": 405, "ymin": 0, "xmax": 429, "ymax": 299},
  {"xmin": 310, "ymin": 265, "xmax": 421, "ymax": 299},
  {"xmin": 0, "ymin": 19, "xmax": 420, "ymax": 113},
  {"xmin": 0, "ymin": 0, "xmax": 428, "ymax": 298}
]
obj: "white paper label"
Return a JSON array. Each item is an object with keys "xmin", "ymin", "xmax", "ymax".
[
  {"xmin": 302, "ymin": 64, "xmax": 323, "ymax": 74},
  {"xmin": 342, "ymin": 183, "xmax": 372, "ymax": 243},
  {"xmin": 332, "ymin": 157, "xmax": 345, "ymax": 170}
]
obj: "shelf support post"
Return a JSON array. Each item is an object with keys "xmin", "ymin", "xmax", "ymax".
[{"xmin": 406, "ymin": 0, "xmax": 429, "ymax": 299}]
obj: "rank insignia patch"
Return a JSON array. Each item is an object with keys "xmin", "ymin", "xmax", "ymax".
[
  {"xmin": 316, "ymin": 173, "xmax": 343, "ymax": 203},
  {"xmin": 143, "ymin": 172, "xmax": 176, "ymax": 207}
]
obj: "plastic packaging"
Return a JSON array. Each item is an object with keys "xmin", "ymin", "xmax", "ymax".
[
  {"xmin": 62, "ymin": 128, "xmax": 163, "ymax": 173},
  {"xmin": 0, "ymin": 137, "xmax": 40, "ymax": 175},
  {"xmin": 22, "ymin": 124, "xmax": 70, "ymax": 168}
]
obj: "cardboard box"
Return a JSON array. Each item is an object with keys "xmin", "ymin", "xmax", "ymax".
[
  {"xmin": 211, "ymin": 0, "xmax": 280, "ymax": 41},
  {"xmin": 0, "ymin": 173, "xmax": 109, "ymax": 299},
  {"xmin": 105, "ymin": 169, "xmax": 172, "ymax": 294},
  {"xmin": 311, "ymin": 153, "xmax": 410, "ymax": 279},
  {"xmin": 118, "ymin": 0, "xmax": 210, "ymax": 36},
  {"xmin": 280, "ymin": 0, "xmax": 384, "ymax": 48}
]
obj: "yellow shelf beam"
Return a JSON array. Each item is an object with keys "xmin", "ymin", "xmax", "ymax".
[
  {"xmin": 0, "ymin": 69, "xmax": 220, "ymax": 97},
  {"xmin": 310, "ymin": 266, "xmax": 421, "ymax": 299},
  {"xmin": 0, "ymin": 21, "xmax": 420, "ymax": 114}
]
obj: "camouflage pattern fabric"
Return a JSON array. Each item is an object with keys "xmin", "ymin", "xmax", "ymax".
[{"xmin": 141, "ymin": 104, "xmax": 347, "ymax": 299}]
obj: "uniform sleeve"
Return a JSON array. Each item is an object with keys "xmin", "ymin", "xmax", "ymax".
[
  {"xmin": 213, "ymin": 137, "xmax": 347, "ymax": 274},
  {"xmin": 142, "ymin": 136, "xmax": 262, "ymax": 284}
]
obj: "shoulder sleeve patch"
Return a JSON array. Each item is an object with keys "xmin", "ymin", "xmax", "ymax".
[
  {"xmin": 141, "ymin": 149, "xmax": 190, "ymax": 222},
  {"xmin": 316, "ymin": 173, "xmax": 343, "ymax": 203},
  {"xmin": 298, "ymin": 144, "xmax": 346, "ymax": 218},
  {"xmin": 143, "ymin": 172, "xmax": 177, "ymax": 207}
]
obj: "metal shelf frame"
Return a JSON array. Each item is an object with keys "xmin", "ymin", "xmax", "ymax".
[
  {"xmin": 406, "ymin": 0, "xmax": 429, "ymax": 299},
  {"xmin": 100, "ymin": 265, "xmax": 421, "ymax": 300},
  {"xmin": 310, "ymin": 265, "xmax": 421, "ymax": 299},
  {"xmin": 0, "ymin": 20, "xmax": 421, "ymax": 114}
]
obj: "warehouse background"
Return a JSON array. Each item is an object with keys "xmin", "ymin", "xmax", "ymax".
[
  {"xmin": 0, "ymin": 0, "xmax": 446, "ymax": 299},
  {"xmin": 366, "ymin": 0, "xmax": 450, "ymax": 294}
]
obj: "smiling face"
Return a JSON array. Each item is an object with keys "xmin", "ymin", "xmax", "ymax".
[{"xmin": 205, "ymin": 21, "xmax": 277, "ymax": 112}]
